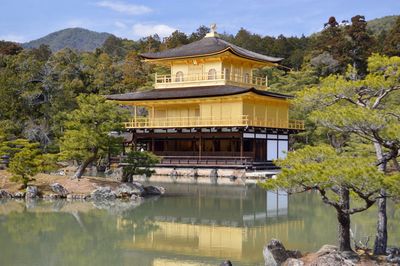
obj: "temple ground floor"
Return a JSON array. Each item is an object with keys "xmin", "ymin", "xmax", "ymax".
[{"xmin": 122, "ymin": 127, "xmax": 295, "ymax": 170}]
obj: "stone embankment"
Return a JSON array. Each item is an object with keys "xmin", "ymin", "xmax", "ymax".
[{"xmin": 105, "ymin": 166, "xmax": 279, "ymax": 185}]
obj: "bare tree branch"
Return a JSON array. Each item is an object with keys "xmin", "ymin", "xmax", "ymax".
[{"xmin": 372, "ymin": 86, "xmax": 400, "ymax": 109}]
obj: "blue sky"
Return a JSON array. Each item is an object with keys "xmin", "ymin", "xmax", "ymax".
[{"xmin": 0, "ymin": 0, "xmax": 399, "ymax": 42}]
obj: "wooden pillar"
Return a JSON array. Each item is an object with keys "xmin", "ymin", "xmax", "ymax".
[
  {"xmin": 240, "ymin": 132, "xmax": 244, "ymax": 160},
  {"xmin": 151, "ymin": 134, "xmax": 155, "ymax": 152},
  {"xmin": 199, "ymin": 131, "xmax": 202, "ymax": 159},
  {"xmin": 134, "ymin": 105, "xmax": 137, "ymax": 126},
  {"xmin": 252, "ymin": 138, "xmax": 256, "ymax": 161},
  {"xmin": 151, "ymin": 106, "xmax": 155, "ymax": 126}
]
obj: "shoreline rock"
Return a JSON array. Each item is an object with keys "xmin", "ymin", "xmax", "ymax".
[
  {"xmin": 50, "ymin": 183, "xmax": 69, "ymax": 197},
  {"xmin": 263, "ymin": 239, "xmax": 302, "ymax": 266},
  {"xmin": 25, "ymin": 186, "xmax": 39, "ymax": 199},
  {"xmin": 0, "ymin": 181, "xmax": 163, "ymax": 202},
  {"xmin": 0, "ymin": 189, "xmax": 13, "ymax": 199}
]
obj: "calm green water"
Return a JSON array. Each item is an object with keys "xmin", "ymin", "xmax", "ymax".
[{"xmin": 0, "ymin": 184, "xmax": 398, "ymax": 266}]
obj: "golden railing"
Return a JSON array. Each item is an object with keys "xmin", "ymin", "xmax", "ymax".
[
  {"xmin": 124, "ymin": 115, "xmax": 304, "ymax": 130},
  {"xmin": 155, "ymin": 71, "xmax": 268, "ymax": 89}
]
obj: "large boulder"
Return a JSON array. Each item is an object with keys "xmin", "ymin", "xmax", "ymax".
[
  {"xmin": 219, "ymin": 261, "xmax": 232, "ymax": 266},
  {"xmin": 387, "ymin": 247, "xmax": 400, "ymax": 263},
  {"xmin": 263, "ymin": 239, "xmax": 302, "ymax": 266},
  {"xmin": 309, "ymin": 252, "xmax": 355, "ymax": 266},
  {"xmin": 50, "ymin": 183, "xmax": 69, "ymax": 197},
  {"xmin": 144, "ymin": 185, "xmax": 165, "ymax": 196},
  {"xmin": 13, "ymin": 191, "xmax": 25, "ymax": 198},
  {"xmin": 0, "ymin": 189, "xmax": 12, "ymax": 199},
  {"xmin": 315, "ymin": 245, "xmax": 338, "ymax": 256},
  {"xmin": 283, "ymin": 258, "xmax": 304, "ymax": 266},
  {"xmin": 25, "ymin": 186, "xmax": 39, "ymax": 199},
  {"xmin": 309, "ymin": 245, "xmax": 357, "ymax": 266},
  {"xmin": 116, "ymin": 183, "xmax": 144, "ymax": 198},
  {"xmin": 90, "ymin": 186, "xmax": 116, "ymax": 201}
]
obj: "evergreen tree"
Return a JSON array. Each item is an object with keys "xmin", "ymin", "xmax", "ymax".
[
  {"xmin": 261, "ymin": 145, "xmax": 394, "ymax": 252},
  {"xmin": 122, "ymin": 151, "xmax": 159, "ymax": 182},
  {"xmin": 295, "ymin": 54, "xmax": 400, "ymax": 255},
  {"xmin": 383, "ymin": 17, "xmax": 400, "ymax": 56},
  {"xmin": 59, "ymin": 94, "xmax": 128, "ymax": 179},
  {"xmin": 346, "ymin": 15, "xmax": 376, "ymax": 76}
]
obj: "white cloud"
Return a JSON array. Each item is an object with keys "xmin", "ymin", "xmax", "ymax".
[
  {"xmin": 96, "ymin": 1, "xmax": 152, "ymax": 15},
  {"xmin": 132, "ymin": 23, "xmax": 176, "ymax": 38},
  {"xmin": 0, "ymin": 34, "xmax": 26, "ymax": 43}
]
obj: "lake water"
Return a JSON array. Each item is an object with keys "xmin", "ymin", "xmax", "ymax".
[{"xmin": 0, "ymin": 184, "xmax": 398, "ymax": 266}]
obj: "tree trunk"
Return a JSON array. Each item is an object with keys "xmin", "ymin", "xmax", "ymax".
[
  {"xmin": 392, "ymin": 157, "xmax": 400, "ymax": 172},
  {"xmin": 373, "ymin": 142, "xmax": 388, "ymax": 255},
  {"xmin": 73, "ymin": 155, "xmax": 97, "ymax": 180},
  {"xmin": 337, "ymin": 186, "xmax": 353, "ymax": 252},
  {"xmin": 374, "ymin": 189, "xmax": 388, "ymax": 255}
]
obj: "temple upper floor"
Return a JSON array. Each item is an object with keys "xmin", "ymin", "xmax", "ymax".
[{"xmin": 140, "ymin": 25, "xmax": 282, "ymax": 90}]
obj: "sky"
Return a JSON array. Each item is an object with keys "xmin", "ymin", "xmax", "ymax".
[{"xmin": 0, "ymin": 0, "xmax": 399, "ymax": 43}]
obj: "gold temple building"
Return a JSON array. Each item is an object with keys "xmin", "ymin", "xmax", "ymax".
[{"xmin": 107, "ymin": 25, "xmax": 304, "ymax": 169}]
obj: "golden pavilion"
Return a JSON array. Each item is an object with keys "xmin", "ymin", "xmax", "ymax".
[{"xmin": 107, "ymin": 25, "xmax": 304, "ymax": 169}]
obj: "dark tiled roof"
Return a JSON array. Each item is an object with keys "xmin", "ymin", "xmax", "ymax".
[
  {"xmin": 106, "ymin": 85, "xmax": 292, "ymax": 101},
  {"xmin": 140, "ymin": 37, "xmax": 283, "ymax": 63}
]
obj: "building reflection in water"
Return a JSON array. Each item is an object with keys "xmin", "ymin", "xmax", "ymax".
[{"xmin": 118, "ymin": 184, "xmax": 302, "ymax": 265}]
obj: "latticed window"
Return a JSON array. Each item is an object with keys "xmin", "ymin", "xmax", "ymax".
[
  {"xmin": 175, "ymin": 71, "xmax": 184, "ymax": 82},
  {"xmin": 244, "ymin": 73, "xmax": 250, "ymax": 83},
  {"xmin": 224, "ymin": 68, "xmax": 230, "ymax": 80},
  {"xmin": 208, "ymin": 69, "xmax": 217, "ymax": 80}
]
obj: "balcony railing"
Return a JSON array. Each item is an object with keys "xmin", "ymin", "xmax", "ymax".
[
  {"xmin": 124, "ymin": 115, "xmax": 304, "ymax": 130},
  {"xmin": 154, "ymin": 71, "xmax": 268, "ymax": 89}
]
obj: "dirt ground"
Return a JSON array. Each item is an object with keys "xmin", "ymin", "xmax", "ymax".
[{"xmin": 0, "ymin": 170, "xmax": 121, "ymax": 195}]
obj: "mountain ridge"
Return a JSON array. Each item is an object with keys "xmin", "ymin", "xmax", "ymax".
[
  {"xmin": 22, "ymin": 28, "xmax": 113, "ymax": 52},
  {"xmin": 20, "ymin": 15, "xmax": 399, "ymax": 52}
]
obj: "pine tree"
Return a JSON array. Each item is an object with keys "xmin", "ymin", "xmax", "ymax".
[
  {"xmin": 383, "ymin": 17, "xmax": 400, "ymax": 56},
  {"xmin": 59, "ymin": 94, "xmax": 128, "ymax": 179}
]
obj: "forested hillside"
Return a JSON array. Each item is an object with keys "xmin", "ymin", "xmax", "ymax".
[
  {"xmin": 22, "ymin": 28, "xmax": 113, "ymax": 52},
  {"xmin": 367, "ymin": 15, "xmax": 399, "ymax": 36}
]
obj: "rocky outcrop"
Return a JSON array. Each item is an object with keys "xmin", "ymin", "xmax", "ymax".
[
  {"xmin": 25, "ymin": 186, "xmax": 39, "ymax": 199},
  {"xmin": 67, "ymin": 194, "xmax": 89, "ymax": 200},
  {"xmin": 13, "ymin": 191, "xmax": 25, "ymax": 198},
  {"xmin": 308, "ymin": 245, "xmax": 357, "ymax": 266},
  {"xmin": 90, "ymin": 186, "xmax": 116, "ymax": 201},
  {"xmin": 387, "ymin": 247, "xmax": 400, "ymax": 264},
  {"xmin": 116, "ymin": 183, "xmax": 144, "ymax": 198},
  {"xmin": 144, "ymin": 185, "xmax": 165, "ymax": 196},
  {"xmin": 0, "ymin": 189, "xmax": 12, "ymax": 199},
  {"xmin": 50, "ymin": 183, "xmax": 69, "ymax": 197},
  {"xmin": 309, "ymin": 252, "xmax": 355, "ymax": 266},
  {"xmin": 42, "ymin": 194, "xmax": 63, "ymax": 200},
  {"xmin": 263, "ymin": 239, "xmax": 302, "ymax": 266},
  {"xmin": 283, "ymin": 258, "xmax": 304, "ymax": 266}
]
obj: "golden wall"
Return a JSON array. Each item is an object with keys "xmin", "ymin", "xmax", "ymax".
[{"xmin": 148, "ymin": 95, "xmax": 289, "ymax": 126}]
